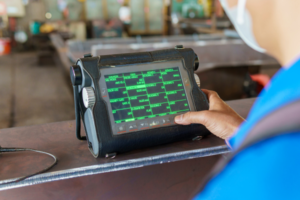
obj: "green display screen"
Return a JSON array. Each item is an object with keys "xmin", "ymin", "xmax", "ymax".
[{"xmin": 104, "ymin": 67, "xmax": 190, "ymax": 124}]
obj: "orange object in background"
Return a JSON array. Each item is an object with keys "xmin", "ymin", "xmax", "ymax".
[
  {"xmin": 251, "ymin": 74, "xmax": 271, "ymax": 93},
  {"xmin": 0, "ymin": 38, "xmax": 11, "ymax": 55}
]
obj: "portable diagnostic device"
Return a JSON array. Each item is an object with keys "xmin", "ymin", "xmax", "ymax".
[{"xmin": 70, "ymin": 47, "xmax": 210, "ymax": 158}]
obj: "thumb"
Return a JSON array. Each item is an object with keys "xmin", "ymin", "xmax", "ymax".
[{"xmin": 174, "ymin": 111, "xmax": 208, "ymax": 125}]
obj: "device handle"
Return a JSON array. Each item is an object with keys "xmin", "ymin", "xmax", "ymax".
[
  {"xmin": 70, "ymin": 65, "xmax": 86, "ymax": 141},
  {"xmin": 73, "ymin": 85, "xmax": 86, "ymax": 140}
]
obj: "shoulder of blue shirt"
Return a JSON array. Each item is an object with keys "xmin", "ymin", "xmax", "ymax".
[{"xmin": 228, "ymin": 58, "xmax": 300, "ymax": 149}]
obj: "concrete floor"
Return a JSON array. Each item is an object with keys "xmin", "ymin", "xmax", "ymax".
[{"xmin": 0, "ymin": 52, "xmax": 74, "ymax": 129}]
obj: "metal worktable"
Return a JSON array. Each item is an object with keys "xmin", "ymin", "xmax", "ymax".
[
  {"xmin": 0, "ymin": 98, "xmax": 255, "ymax": 199},
  {"xmin": 50, "ymin": 33, "xmax": 279, "ymax": 101},
  {"xmin": 50, "ymin": 33, "xmax": 278, "ymax": 75}
]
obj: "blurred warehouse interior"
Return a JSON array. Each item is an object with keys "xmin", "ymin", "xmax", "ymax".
[{"xmin": 0, "ymin": 0, "xmax": 280, "ymax": 129}]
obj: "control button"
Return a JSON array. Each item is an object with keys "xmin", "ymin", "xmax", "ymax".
[
  {"xmin": 150, "ymin": 120, "xmax": 160, "ymax": 127},
  {"xmin": 116, "ymin": 125, "xmax": 126, "ymax": 133},
  {"xmin": 183, "ymin": 78, "xmax": 189, "ymax": 84},
  {"xmin": 101, "ymin": 88, "xmax": 107, "ymax": 97},
  {"xmin": 162, "ymin": 118, "xmax": 171, "ymax": 125},
  {"xmin": 128, "ymin": 123, "xmax": 138, "ymax": 131},
  {"xmin": 169, "ymin": 116, "xmax": 176, "ymax": 124},
  {"xmin": 194, "ymin": 74, "xmax": 201, "ymax": 88},
  {"xmin": 183, "ymin": 78, "xmax": 190, "ymax": 87},
  {"xmin": 82, "ymin": 87, "xmax": 96, "ymax": 108},
  {"xmin": 139, "ymin": 122, "xmax": 149, "ymax": 130}
]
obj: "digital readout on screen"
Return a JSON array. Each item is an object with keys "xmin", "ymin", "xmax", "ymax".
[{"xmin": 104, "ymin": 67, "xmax": 190, "ymax": 124}]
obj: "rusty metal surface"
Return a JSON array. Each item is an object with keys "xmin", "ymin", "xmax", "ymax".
[
  {"xmin": 90, "ymin": 40, "xmax": 278, "ymax": 71},
  {"xmin": 0, "ymin": 98, "xmax": 255, "ymax": 199},
  {"xmin": 0, "ymin": 144, "xmax": 229, "ymax": 191},
  {"xmin": 51, "ymin": 33, "xmax": 277, "ymax": 101},
  {"xmin": 0, "ymin": 155, "xmax": 222, "ymax": 200},
  {"xmin": 67, "ymin": 34, "xmax": 226, "ymax": 56},
  {"xmin": 0, "ymin": 124, "xmax": 227, "ymax": 183},
  {"xmin": 60, "ymin": 34, "xmax": 278, "ymax": 71}
]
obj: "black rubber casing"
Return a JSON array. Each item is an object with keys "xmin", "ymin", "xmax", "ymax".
[{"xmin": 76, "ymin": 48, "xmax": 210, "ymax": 157}]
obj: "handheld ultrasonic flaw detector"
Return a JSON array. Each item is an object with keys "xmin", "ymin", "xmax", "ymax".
[{"xmin": 70, "ymin": 47, "xmax": 210, "ymax": 158}]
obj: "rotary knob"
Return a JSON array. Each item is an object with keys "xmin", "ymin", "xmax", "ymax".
[
  {"xmin": 194, "ymin": 74, "xmax": 201, "ymax": 88},
  {"xmin": 82, "ymin": 87, "xmax": 96, "ymax": 108}
]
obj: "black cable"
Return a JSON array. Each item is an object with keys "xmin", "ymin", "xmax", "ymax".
[{"xmin": 0, "ymin": 146, "xmax": 57, "ymax": 185}]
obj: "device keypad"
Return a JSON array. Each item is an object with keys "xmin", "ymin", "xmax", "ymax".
[{"xmin": 115, "ymin": 117, "xmax": 177, "ymax": 135}]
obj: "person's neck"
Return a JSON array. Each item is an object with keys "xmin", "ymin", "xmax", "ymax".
[
  {"xmin": 279, "ymin": 42, "xmax": 300, "ymax": 69},
  {"xmin": 273, "ymin": 3, "xmax": 300, "ymax": 69}
]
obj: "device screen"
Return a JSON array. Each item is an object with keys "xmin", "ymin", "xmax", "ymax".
[{"xmin": 104, "ymin": 67, "xmax": 190, "ymax": 124}]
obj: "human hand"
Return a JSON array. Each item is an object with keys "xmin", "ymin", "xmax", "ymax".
[{"xmin": 174, "ymin": 89, "xmax": 245, "ymax": 140}]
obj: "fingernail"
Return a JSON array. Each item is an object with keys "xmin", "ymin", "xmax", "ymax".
[{"xmin": 175, "ymin": 114, "xmax": 183, "ymax": 123}]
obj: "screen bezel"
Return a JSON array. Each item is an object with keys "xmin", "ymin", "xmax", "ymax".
[{"xmin": 99, "ymin": 59, "xmax": 196, "ymax": 136}]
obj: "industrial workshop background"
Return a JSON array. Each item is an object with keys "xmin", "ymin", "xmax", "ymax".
[{"xmin": 0, "ymin": 0, "xmax": 279, "ymax": 129}]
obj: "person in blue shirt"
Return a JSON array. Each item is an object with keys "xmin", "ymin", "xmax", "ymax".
[{"xmin": 175, "ymin": 0, "xmax": 300, "ymax": 199}]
